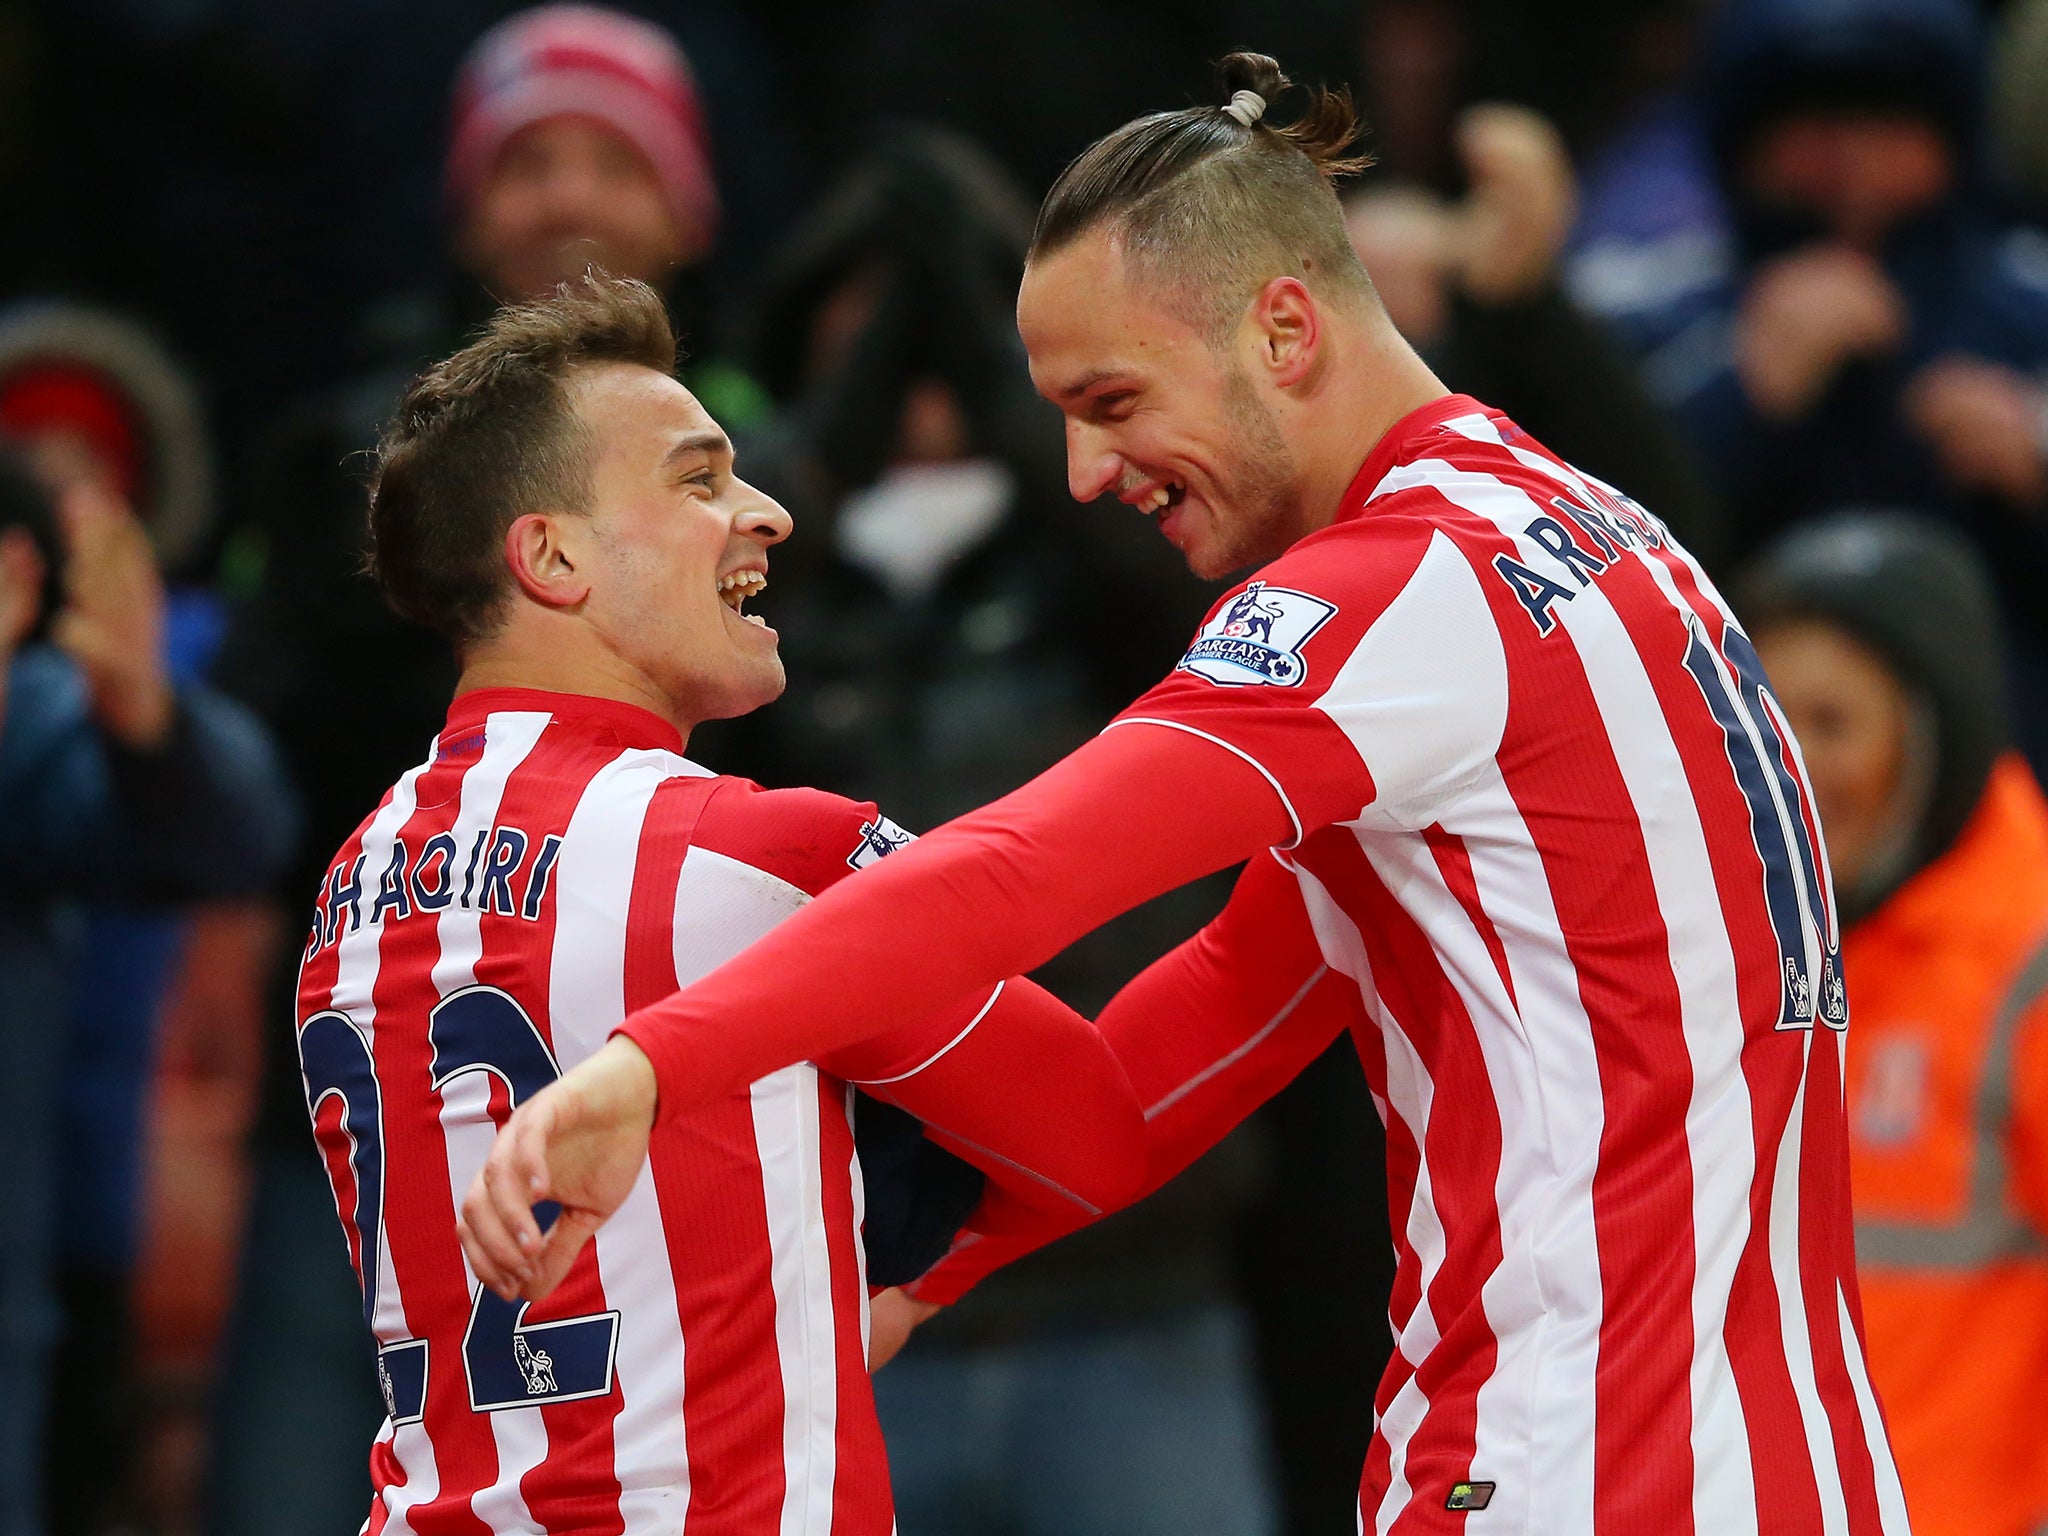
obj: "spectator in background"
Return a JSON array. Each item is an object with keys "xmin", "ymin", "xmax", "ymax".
[
  {"xmin": 1739, "ymin": 511, "xmax": 2048, "ymax": 1536},
  {"xmin": 715, "ymin": 127, "xmax": 1210, "ymax": 792},
  {"xmin": 0, "ymin": 299, "xmax": 249, "ymax": 1536},
  {"xmin": 1574, "ymin": 0, "xmax": 2048, "ymax": 761},
  {"xmin": 713, "ymin": 128, "xmax": 1281, "ymax": 1536},
  {"xmin": 439, "ymin": 3, "xmax": 763, "ymax": 422},
  {"xmin": 1343, "ymin": 100, "xmax": 1723, "ymax": 564},
  {"xmin": 0, "ymin": 448, "xmax": 291, "ymax": 1536},
  {"xmin": 208, "ymin": 9, "xmax": 764, "ymax": 1532}
]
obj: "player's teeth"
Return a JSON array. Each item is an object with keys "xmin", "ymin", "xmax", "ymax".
[{"xmin": 1147, "ymin": 486, "xmax": 1169, "ymax": 511}]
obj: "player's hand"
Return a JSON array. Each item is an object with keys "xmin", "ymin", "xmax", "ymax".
[
  {"xmin": 1735, "ymin": 245, "xmax": 1907, "ymax": 421},
  {"xmin": 1452, "ymin": 103, "xmax": 1577, "ymax": 306},
  {"xmin": 867, "ymin": 1287, "xmax": 941, "ymax": 1371},
  {"xmin": 1904, "ymin": 354, "xmax": 2048, "ymax": 510},
  {"xmin": 49, "ymin": 481, "xmax": 172, "ymax": 749},
  {"xmin": 459, "ymin": 1035, "xmax": 659, "ymax": 1303}
]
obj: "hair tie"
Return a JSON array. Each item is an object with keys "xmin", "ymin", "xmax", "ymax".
[{"xmin": 1223, "ymin": 89, "xmax": 1266, "ymax": 127}]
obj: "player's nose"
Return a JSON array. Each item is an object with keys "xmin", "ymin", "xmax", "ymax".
[
  {"xmin": 731, "ymin": 478, "xmax": 792, "ymax": 547},
  {"xmin": 1065, "ymin": 420, "xmax": 1122, "ymax": 505}
]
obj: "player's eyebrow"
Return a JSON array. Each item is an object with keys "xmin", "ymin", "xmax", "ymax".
[
  {"xmin": 1055, "ymin": 369, "xmax": 1130, "ymax": 403},
  {"xmin": 662, "ymin": 429, "xmax": 731, "ymax": 465}
]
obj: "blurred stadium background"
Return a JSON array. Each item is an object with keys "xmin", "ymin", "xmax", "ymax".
[{"xmin": 1, "ymin": 1, "xmax": 2044, "ymax": 1533}]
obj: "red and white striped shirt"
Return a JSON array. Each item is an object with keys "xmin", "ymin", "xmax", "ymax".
[
  {"xmin": 296, "ymin": 688, "xmax": 1142, "ymax": 1536},
  {"xmin": 1072, "ymin": 395, "xmax": 1912, "ymax": 1532},
  {"xmin": 613, "ymin": 395, "xmax": 1914, "ymax": 1533}
]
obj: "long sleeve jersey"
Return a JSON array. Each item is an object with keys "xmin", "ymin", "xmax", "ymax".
[{"xmin": 614, "ymin": 394, "xmax": 1910, "ymax": 1535}]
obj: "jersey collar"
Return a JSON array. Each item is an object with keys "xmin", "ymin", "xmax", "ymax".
[
  {"xmin": 441, "ymin": 687, "xmax": 685, "ymax": 754},
  {"xmin": 1338, "ymin": 392, "xmax": 1493, "ymax": 521}
]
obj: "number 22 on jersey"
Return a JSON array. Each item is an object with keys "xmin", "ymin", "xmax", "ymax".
[{"xmin": 300, "ymin": 986, "xmax": 621, "ymax": 1421}]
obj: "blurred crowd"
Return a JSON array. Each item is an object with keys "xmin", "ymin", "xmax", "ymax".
[{"xmin": 2, "ymin": 0, "xmax": 2046, "ymax": 1533}]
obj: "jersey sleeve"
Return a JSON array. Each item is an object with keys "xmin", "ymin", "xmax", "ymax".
[
  {"xmin": 907, "ymin": 851, "xmax": 1362, "ymax": 1305},
  {"xmin": 689, "ymin": 780, "xmax": 917, "ymax": 899},
  {"xmin": 822, "ymin": 975, "xmax": 1147, "ymax": 1221},
  {"xmin": 610, "ymin": 722, "xmax": 1293, "ymax": 1121},
  {"xmin": 649, "ymin": 777, "xmax": 1148, "ymax": 1219},
  {"xmin": 1113, "ymin": 505, "xmax": 1511, "ymax": 838}
]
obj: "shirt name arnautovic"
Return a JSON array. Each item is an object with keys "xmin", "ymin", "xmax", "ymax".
[{"xmin": 1489, "ymin": 484, "xmax": 1668, "ymax": 638}]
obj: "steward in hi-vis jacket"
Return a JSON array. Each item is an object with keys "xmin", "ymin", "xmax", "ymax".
[{"xmin": 1742, "ymin": 511, "xmax": 2048, "ymax": 1536}]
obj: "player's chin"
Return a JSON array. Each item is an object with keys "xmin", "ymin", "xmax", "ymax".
[
  {"xmin": 1179, "ymin": 524, "xmax": 1245, "ymax": 582},
  {"xmin": 689, "ymin": 651, "xmax": 786, "ymax": 725},
  {"xmin": 734, "ymin": 659, "xmax": 788, "ymax": 717}
]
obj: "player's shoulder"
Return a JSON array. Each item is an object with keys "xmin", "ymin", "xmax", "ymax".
[
  {"xmin": 691, "ymin": 778, "xmax": 915, "ymax": 899},
  {"xmin": 1350, "ymin": 400, "xmax": 1566, "ymax": 518},
  {"xmin": 1198, "ymin": 495, "xmax": 1461, "ymax": 646},
  {"xmin": 1275, "ymin": 406, "xmax": 1655, "ymax": 600},
  {"xmin": 1164, "ymin": 477, "xmax": 1516, "ymax": 696}
]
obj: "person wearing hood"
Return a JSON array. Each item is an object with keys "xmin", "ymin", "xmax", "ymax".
[
  {"xmin": 1571, "ymin": 0, "xmax": 2048, "ymax": 765},
  {"xmin": 1739, "ymin": 511, "xmax": 2048, "ymax": 1536}
]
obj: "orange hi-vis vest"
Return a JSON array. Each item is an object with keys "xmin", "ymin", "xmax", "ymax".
[{"xmin": 1845, "ymin": 753, "xmax": 2048, "ymax": 1536}]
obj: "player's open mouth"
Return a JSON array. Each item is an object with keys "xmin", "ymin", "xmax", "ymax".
[
  {"xmin": 717, "ymin": 569, "xmax": 768, "ymax": 626},
  {"xmin": 1138, "ymin": 481, "xmax": 1187, "ymax": 519}
]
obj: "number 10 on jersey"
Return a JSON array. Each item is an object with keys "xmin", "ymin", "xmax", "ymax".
[{"xmin": 1683, "ymin": 619, "xmax": 1847, "ymax": 1032}]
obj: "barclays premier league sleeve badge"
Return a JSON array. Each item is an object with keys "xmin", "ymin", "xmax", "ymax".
[
  {"xmin": 847, "ymin": 815, "xmax": 917, "ymax": 870},
  {"xmin": 1178, "ymin": 581, "xmax": 1338, "ymax": 687}
]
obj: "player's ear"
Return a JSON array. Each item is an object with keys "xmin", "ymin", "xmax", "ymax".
[
  {"xmin": 1249, "ymin": 275, "xmax": 1321, "ymax": 387},
  {"xmin": 505, "ymin": 512, "xmax": 591, "ymax": 610}
]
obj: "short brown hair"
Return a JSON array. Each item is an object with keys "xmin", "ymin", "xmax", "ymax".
[
  {"xmin": 368, "ymin": 272, "xmax": 676, "ymax": 645},
  {"xmin": 1032, "ymin": 52, "xmax": 1376, "ymax": 339}
]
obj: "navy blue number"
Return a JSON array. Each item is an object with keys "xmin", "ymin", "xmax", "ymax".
[
  {"xmin": 429, "ymin": 985, "xmax": 621, "ymax": 1411},
  {"xmin": 300, "ymin": 1010, "xmax": 385, "ymax": 1329},
  {"xmin": 301, "ymin": 1012, "xmax": 429, "ymax": 1424},
  {"xmin": 1683, "ymin": 622, "xmax": 1846, "ymax": 1030}
]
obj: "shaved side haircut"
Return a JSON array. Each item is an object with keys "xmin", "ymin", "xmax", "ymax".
[
  {"xmin": 1032, "ymin": 52, "xmax": 1378, "ymax": 340},
  {"xmin": 368, "ymin": 271, "xmax": 676, "ymax": 645}
]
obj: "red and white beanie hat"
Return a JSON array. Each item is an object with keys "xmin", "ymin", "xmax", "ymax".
[{"xmin": 446, "ymin": 5, "xmax": 720, "ymax": 246}]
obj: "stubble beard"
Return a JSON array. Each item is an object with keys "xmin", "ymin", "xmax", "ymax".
[{"xmin": 1190, "ymin": 364, "xmax": 1305, "ymax": 580}]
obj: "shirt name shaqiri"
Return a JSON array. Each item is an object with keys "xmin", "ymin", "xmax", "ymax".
[
  {"xmin": 1488, "ymin": 484, "xmax": 1668, "ymax": 638},
  {"xmin": 307, "ymin": 822, "xmax": 564, "ymax": 956}
]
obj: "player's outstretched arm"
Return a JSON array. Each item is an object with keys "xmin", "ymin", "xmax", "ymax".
[
  {"xmin": 906, "ymin": 851, "xmax": 1360, "ymax": 1307},
  {"xmin": 613, "ymin": 722, "xmax": 1296, "ymax": 1115},
  {"xmin": 461, "ymin": 723, "xmax": 1292, "ymax": 1302},
  {"xmin": 461, "ymin": 970, "xmax": 1154, "ymax": 1303},
  {"xmin": 828, "ymin": 974, "xmax": 1148, "ymax": 1221}
]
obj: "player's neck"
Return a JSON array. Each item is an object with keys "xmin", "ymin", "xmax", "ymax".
[
  {"xmin": 1299, "ymin": 315, "xmax": 1449, "ymax": 525},
  {"xmin": 455, "ymin": 626, "xmax": 691, "ymax": 739}
]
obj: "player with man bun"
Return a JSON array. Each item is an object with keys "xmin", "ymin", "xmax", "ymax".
[{"xmin": 466, "ymin": 56, "xmax": 1910, "ymax": 1533}]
